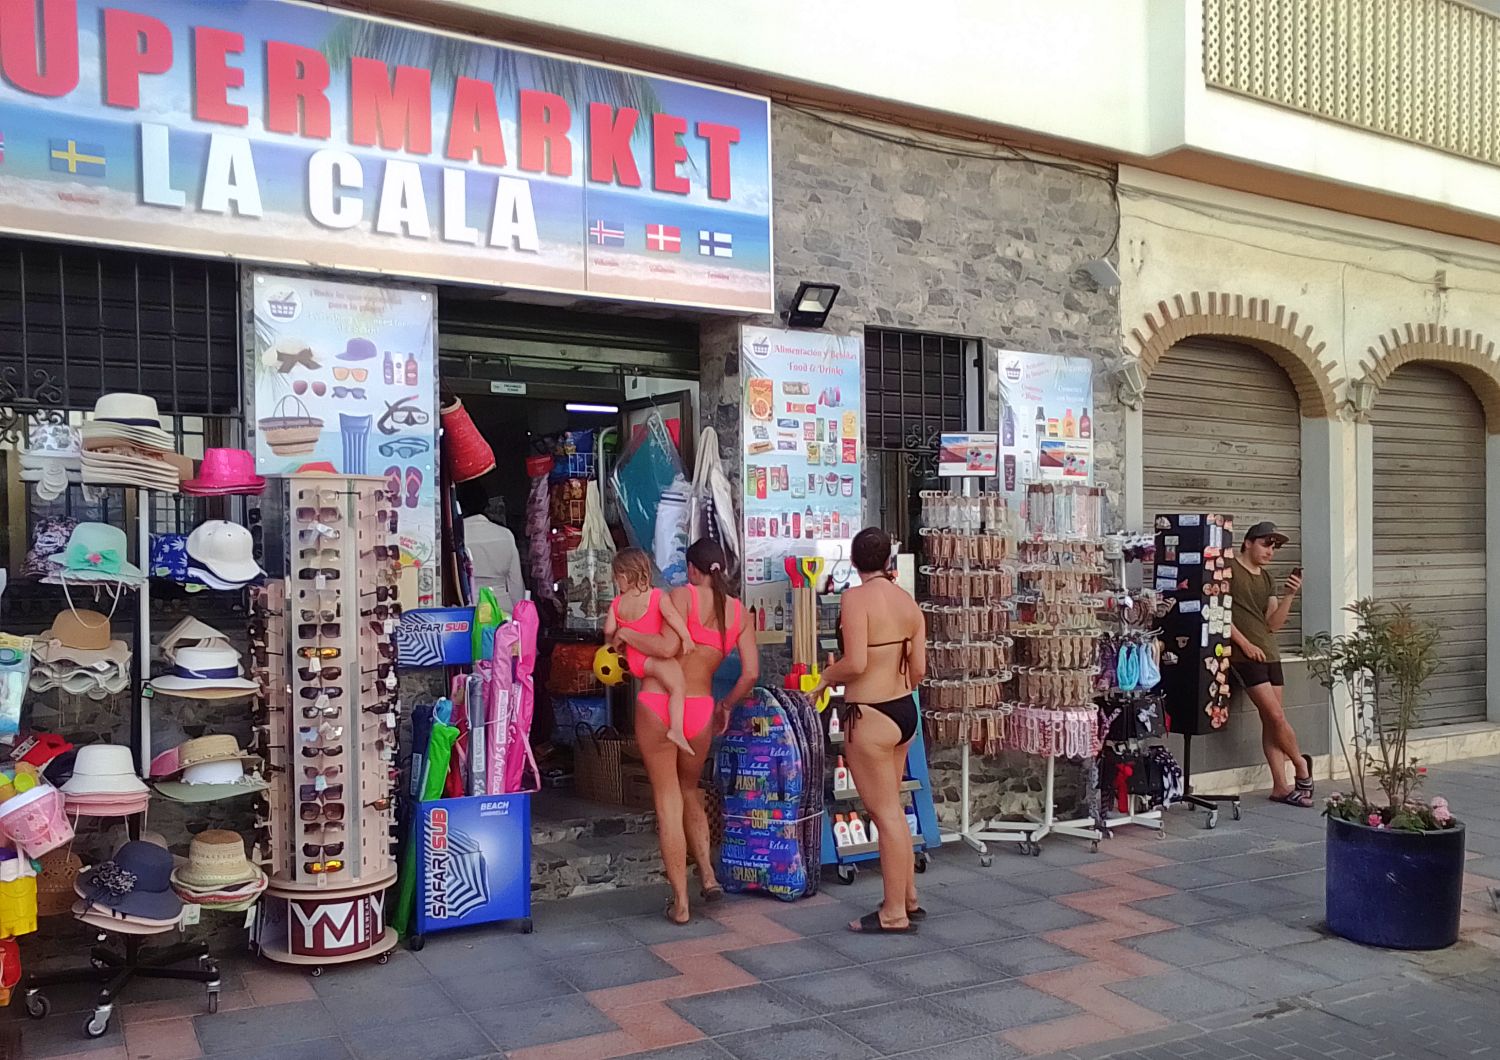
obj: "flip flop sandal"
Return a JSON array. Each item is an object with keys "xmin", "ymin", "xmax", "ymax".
[
  {"xmin": 1270, "ymin": 789, "xmax": 1313, "ymax": 808},
  {"xmin": 663, "ymin": 898, "xmax": 690, "ymax": 926},
  {"xmin": 849, "ymin": 911, "xmax": 915, "ymax": 934},
  {"xmin": 1298, "ymin": 754, "xmax": 1315, "ymax": 795},
  {"xmin": 906, "ymin": 906, "xmax": 928, "ymax": 922},
  {"xmin": 701, "ymin": 885, "xmax": 725, "ymax": 904},
  {"xmin": 383, "ymin": 466, "xmax": 402, "ymax": 501},
  {"xmin": 405, "ymin": 466, "xmax": 422, "ymax": 509}
]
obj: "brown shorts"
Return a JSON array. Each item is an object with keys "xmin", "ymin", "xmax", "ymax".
[{"xmin": 1230, "ymin": 659, "xmax": 1284, "ymax": 688}]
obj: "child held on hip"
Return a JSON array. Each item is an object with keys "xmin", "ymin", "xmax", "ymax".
[{"xmin": 605, "ymin": 548, "xmax": 696, "ymax": 755}]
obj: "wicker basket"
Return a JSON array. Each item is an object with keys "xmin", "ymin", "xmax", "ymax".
[
  {"xmin": 574, "ymin": 725, "xmax": 631, "ymax": 806},
  {"xmin": 34, "ymin": 847, "xmax": 81, "ymax": 918},
  {"xmin": 258, "ymin": 395, "xmax": 323, "ymax": 456}
]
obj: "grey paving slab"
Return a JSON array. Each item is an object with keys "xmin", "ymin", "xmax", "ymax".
[
  {"xmin": 1009, "ymin": 868, "xmax": 1102, "ymax": 898},
  {"xmin": 667, "ymin": 984, "xmax": 815, "ymax": 1037},
  {"xmin": 409, "ymin": 930, "xmax": 537, "ymax": 977},
  {"xmin": 909, "ymin": 910, "xmax": 1028, "ymax": 946},
  {"xmin": 618, "ymin": 908, "xmax": 732, "ymax": 944},
  {"xmin": 323, "ymin": 979, "xmax": 459, "ymax": 1030},
  {"xmin": 1192, "ymin": 879, "xmax": 1305, "ymax": 914},
  {"xmin": 725, "ymin": 938, "xmax": 856, "ymax": 979},
  {"xmin": 194, "ymin": 1000, "xmax": 331, "ymax": 1054},
  {"xmin": 875, "ymin": 949, "xmax": 1011, "ymax": 995},
  {"xmin": 766, "ymin": 899, "xmax": 870, "ymax": 937},
  {"xmin": 548, "ymin": 946, "xmax": 681, "ymax": 991},
  {"xmin": 467, "ymin": 993, "xmax": 618, "ymax": 1050},
  {"xmin": 1106, "ymin": 969, "xmax": 1256, "ymax": 1021},
  {"xmin": 630, "ymin": 1042, "xmax": 737, "ymax": 1060},
  {"xmin": 198, "ymin": 1037, "xmax": 352, "ymax": 1060},
  {"xmin": 961, "ymin": 935, "xmax": 1087, "ymax": 977},
  {"xmin": 714, "ymin": 1017, "xmax": 878, "ymax": 1060},
  {"xmin": 937, "ymin": 878, "xmax": 1057, "ymax": 913},
  {"xmin": 928, "ymin": 980, "xmax": 1079, "ymax": 1031},
  {"xmin": 771, "ymin": 965, "xmax": 909, "ymax": 1015},
  {"xmin": 829, "ymin": 995, "xmax": 998, "ymax": 1053},
  {"xmin": 887, "ymin": 1034, "xmax": 1022, "ymax": 1060},
  {"xmin": 1122, "ymin": 925, "xmax": 1258, "ymax": 968},
  {"xmin": 15, "ymin": 1010, "xmax": 126, "ymax": 1057},
  {"xmin": 306, "ymin": 950, "xmax": 435, "ymax": 996},
  {"xmin": 821, "ymin": 922, "xmax": 954, "ymax": 961},
  {"xmin": 520, "ymin": 920, "xmax": 640, "ymax": 960},
  {"xmin": 991, "ymin": 898, "xmax": 1097, "ymax": 933},
  {"xmin": 1132, "ymin": 892, "xmax": 1234, "ymax": 927},
  {"xmin": 342, "ymin": 1013, "xmax": 494, "ymax": 1060},
  {"xmin": 1203, "ymin": 914, "xmax": 1318, "ymax": 950},
  {"xmin": 1135, "ymin": 862, "xmax": 1241, "ymax": 891},
  {"xmin": 1193, "ymin": 952, "xmax": 1340, "ymax": 1000},
  {"xmin": 1275, "ymin": 937, "xmax": 1417, "ymax": 982},
  {"xmin": 1269, "ymin": 871, "xmax": 1326, "ymax": 899},
  {"xmin": 435, "ymin": 961, "xmax": 574, "ymax": 1010}
]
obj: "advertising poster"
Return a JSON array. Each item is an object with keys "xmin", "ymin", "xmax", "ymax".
[
  {"xmin": 417, "ymin": 794, "xmax": 531, "ymax": 932},
  {"xmin": 250, "ymin": 272, "xmax": 437, "ymax": 600},
  {"xmin": 938, "ymin": 432, "xmax": 999, "ymax": 478},
  {"xmin": 992, "ymin": 349, "xmax": 1094, "ymax": 508},
  {"xmin": 740, "ymin": 326, "xmax": 862, "ymax": 642},
  {"xmin": 0, "ymin": 0, "xmax": 773, "ymax": 313}
]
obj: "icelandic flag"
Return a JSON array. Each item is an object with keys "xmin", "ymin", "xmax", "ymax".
[
  {"xmin": 698, "ymin": 230, "xmax": 733, "ymax": 258},
  {"xmin": 645, "ymin": 224, "xmax": 681, "ymax": 253},
  {"xmin": 588, "ymin": 219, "xmax": 625, "ymax": 246},
  {"xmin": 49, "ymin": 139, "xmax": 106, "ymax": 177}
]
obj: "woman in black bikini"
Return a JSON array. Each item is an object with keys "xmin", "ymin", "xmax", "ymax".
[{"xmin": 811, "ymin": 527, "xmax": 927, "ymax": 934}]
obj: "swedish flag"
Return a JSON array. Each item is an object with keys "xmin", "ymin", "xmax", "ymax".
[{"xmin": 49, "ymin": 139, "xmax": 105, "ymax": 177}]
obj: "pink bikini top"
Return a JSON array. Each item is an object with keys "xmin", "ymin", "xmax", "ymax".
[
  {"xmin": 686, "ymin": 585, "xmax": 743, "ymax": 653},
  {"xmin": 610, "ymin": 589, "xmax": 664, "ymax": 634}
]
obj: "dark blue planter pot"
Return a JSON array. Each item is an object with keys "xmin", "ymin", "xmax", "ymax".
[{"xmin": 1326, "ymin": 814, "xmax": 1465, "ymax": 949}]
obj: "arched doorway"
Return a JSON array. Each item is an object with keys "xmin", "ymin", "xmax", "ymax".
[
  {"xmin": 1370, "ymin": 364, "xmax": 1488, "ymax": 727},
  {"xmin": 1143, "ymin": 339, "xmax": 1303, "ymax": 655}
]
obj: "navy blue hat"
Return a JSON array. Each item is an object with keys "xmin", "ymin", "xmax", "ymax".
[{"xmin": 77, "ymin": 841, "xmax": 182, "ymax": 922}]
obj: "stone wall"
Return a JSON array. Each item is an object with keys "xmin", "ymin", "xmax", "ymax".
[{"xmin": 700, "ymin": 105, "xmax": 1123, "ymax": 823}]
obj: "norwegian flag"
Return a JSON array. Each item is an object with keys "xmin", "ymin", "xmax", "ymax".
[
  {"xmin": 645, "ymin": 224, "xmax": 681, "ymax": 253},
  {"xmin": 588, "ymin": 219, "xmax": 625, "ymax": 246}
]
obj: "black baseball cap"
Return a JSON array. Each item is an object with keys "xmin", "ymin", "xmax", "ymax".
[{"xmin": 1243, "ymin": 521, "xmax": 1289, "ymax": 547}]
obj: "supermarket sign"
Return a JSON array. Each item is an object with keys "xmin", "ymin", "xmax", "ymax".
[{"xmin": 0, "ymin": 0, "xmax": 774, "ymax": 311}]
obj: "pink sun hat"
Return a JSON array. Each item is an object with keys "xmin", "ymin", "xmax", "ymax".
[{"xmin": 182, "ymin": 449, "xmax": 266, "ymax": 496}]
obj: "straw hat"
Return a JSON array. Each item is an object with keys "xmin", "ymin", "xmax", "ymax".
[
  {"xmin": 79, "ymin": 394, "xmax": 174, "ymax": 452},
  {"xmin": 171, "ymin": 831, "xmax": 262, "ymax": 891},
  {"xmin": 33, "ymin": 610, "xmax": 131, "ymax": 670},
  {"xmin": 159, "ymin": 736, "xmax": 260, "ymax": 777},
  {"xmin": 150, "ymin": 644, "xmax": 259, "ymax": 699},
  {"xmin": 152, "ymin": 736, "xmax": 265, "ymax": 803},
  {"xmin": 35, "ymin": 848, "xmax": 82, "ymax": 918},
  {"xmin": 157, "ymin": 617, "xmax": 237, "ymax": 660}
]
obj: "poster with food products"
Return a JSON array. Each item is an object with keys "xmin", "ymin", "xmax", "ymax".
[
  {"xmin": 741, "ymin": 326, "xmax": 863, "ymax": 643},
  {"xmin": 991, "ymin": 349, "xmax": 1094, "ymax": 511},
  {"xmin": 250, "ymin": 271, "xmax": 438, "ymax": 604}
]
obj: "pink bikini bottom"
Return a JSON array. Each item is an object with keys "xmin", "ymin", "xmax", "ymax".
[{"xmin": 637, "ymin": 693, "xmax": 714, "ymax": 742}]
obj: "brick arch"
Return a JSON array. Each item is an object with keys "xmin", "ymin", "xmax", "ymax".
[
  {"xmin": 1362, "ymin": 324, "xmax": 1500, "ymax": 434},
  {"xmin": 1129, "ymin": 292, "xmax": 1339, "ymax": 418}
]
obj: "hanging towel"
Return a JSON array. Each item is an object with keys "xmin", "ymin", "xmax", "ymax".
[{"xmin": 688, "ymin": 427, "xmax": 741, "ymax": 578}]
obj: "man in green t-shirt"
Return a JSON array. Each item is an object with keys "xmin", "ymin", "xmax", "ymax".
[{"xmin": 1229, "ymin": 521, "xmax": 1313, "ymax": 807}]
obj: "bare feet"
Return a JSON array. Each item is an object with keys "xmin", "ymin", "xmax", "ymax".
[{"xmin": 667, "ymin": 727, "xmax": 695, "ymax": 756}]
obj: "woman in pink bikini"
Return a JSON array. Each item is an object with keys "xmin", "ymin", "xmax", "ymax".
[{"xmin": 649, "ymin": 540, "xmax": 757, "ymax": 923}]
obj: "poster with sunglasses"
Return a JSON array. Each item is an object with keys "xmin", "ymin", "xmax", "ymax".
[{"xmin": 250, "ymin": 271, "xmax": 439, "ymax": 604}]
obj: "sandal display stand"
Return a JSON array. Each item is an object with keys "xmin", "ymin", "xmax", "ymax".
[
  {"xmin": 251, "ymin": 475, "xmax": 400, "ymax": 974},
  {"xmin": 22, "ymin": 491, "xmax": 222, "ymax": 1038},
  {"xmin": 1154, "ymin": 513, "xmax": 1241, "ymax": 830}
]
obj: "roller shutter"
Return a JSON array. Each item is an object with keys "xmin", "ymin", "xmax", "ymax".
[
  {"xmin": 1143, "ymin": 340, "xmax": 1303, "ymax": 654},
  {"xmin": 1371, "ymin": 365, "xmax": 1487, "ymax": 727}
]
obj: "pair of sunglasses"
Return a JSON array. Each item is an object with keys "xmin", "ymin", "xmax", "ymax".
[
  {"xmin": 303, "ymin": 821, "xmax": 345, "ymax": 837},
  {"xmin": 298, "ymin": 646, "xmax": 340, "ymax": 660},
  {"xmin": 295, "ymin": 506, "xmax": 340, "ymax": 522},
  {"xmin": 298, "ymin": 567, "xmax": 340, "ymax": 581},
  {"xmin": 333, "ymin": 367, "xmax": 368, "ymax": 382},
  {"xmin": 303, "ymin": 765, "xmax": 340, "ymax": 781},
  {"xmin": 303, "ymin": 842, "xmax": 345, "ymax": 858},
  {"xmin": 304, "ymin": 859, "xmax": 345, "ymax": 874},
  {"xmin": 298, "ymin": 623, "xmax": 341, "ymax": 640},
  {"xmin": 299, "ymin": 784, "xmax": 343, "ymax": 802},
  {"xmin": 302, "ymin": 744, "xmax": 343, "ymax": 758},
  {"xmin": 302, "ymin": 704, "xmax": 341, "ymax": 719},
  {"xmin": 300, "ymin": 803, "xmax": 346, "ymax": 822},
  {"xmin": 361, "ymin": 585, "xmax": 399, "ymax": 602},
  {"xmin": 297, "ymin": 525, "xmax": 341, "ymax": 545},
  {"xmin": 299, "ymin": 685, "xmax": 344, "ymax": 700},
  {"xmin": 299, "ymin": 666, "xmax": 342, "ymax": 681}
]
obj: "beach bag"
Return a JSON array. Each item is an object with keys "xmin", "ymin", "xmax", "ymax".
[
  {"xmin": 257, "ymin": 395, "xmax": 323, "ymax": 456},
  {"xmin": 565, "ymin": 481, "xmax": 616, "ymax": 630},
  {"xmin": 574, "ymin": 725, "xmax": 630, "ymax": 805},
  {"xmin": 687, "ymin": 427, "xmax": 741, "ymax": 578}
]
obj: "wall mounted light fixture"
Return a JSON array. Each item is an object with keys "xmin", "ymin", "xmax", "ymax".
[{"xmin": 786, "ymin": 282, "xmax": 841, "ymax": 328}]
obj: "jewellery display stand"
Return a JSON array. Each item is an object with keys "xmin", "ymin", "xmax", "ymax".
[
  {"xmin": 918, "ymin": 485, "xmax": 1031, "ymax": 863},
  {"xmin": 252, "ymin": 474, "xmax": 399, "ymax": 974},
  {"xmin": 1155, "ymin": 513, "xmax": 1241, "ymax": 829},
  {"xmin": 23, "ymin": 487, "xmax": 222, "ymax": 1039}
]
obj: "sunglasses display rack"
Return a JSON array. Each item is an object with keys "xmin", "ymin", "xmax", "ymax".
[
  {"xmin": 1153, "ymin": 512, "xmax": 1243, "ymax": 828},
  {"xmin": 253, "ymin": 474, "xmax": 400, "ymax": 973},
  {"xmin": 915, "ymin": 487, "xmax": 1033, "ymax": 863}
]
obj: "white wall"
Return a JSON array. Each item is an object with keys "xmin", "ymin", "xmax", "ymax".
[{"xmin": 418, "ymin": 0, "xmax": 1500, "ymax": 226}]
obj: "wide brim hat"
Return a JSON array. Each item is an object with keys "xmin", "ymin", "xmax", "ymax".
[
  {"xmin": 76, "ymin": 841, "xmax": 182, "ymax": 922},
  {"xmin": 158, "ymin": 617, "xmax": 238, "ymax": 660},
  {"xmin": 46, "ymin": 522, "xmax": 145, "ymax": 583},
  {"xmin": 170, "ymin": 830, "xmax": 262, "ymax": 890},
  {"xmin": 185, "ymin": 521, "xmax": 263, "ymax": 585},
  {"xmin": 181, "ymin": 448, "xmax": 266, "ymax": 496},
  {"xmin": 63, "ymin": 793, "xmax": 152, "ymax": 818},
  {"xmin": 150, "ymin": 644, "xmax": 259, "ymax": 696},
  {"xmin": 72, "ymin": 901, "xmax": 179, "ymax": 935},
  {"xmin": 80, "ymin": 448, "xmax": 183, "ymax": 492},
  {"xmin": 60, "ymin": 745, "xmax": 149, "ymax": 797},
  {"xmin": 33, "ymin": 612, "xmax": 130, "ymax": 668},
  {"xmin": 160, "ymin": 735, "xmax": 261, "ymax": 778},
  {"xmin": 83, "ymin": 393, "xmax": 174, "ymax": 450},
  {"xmin": 154, "ymin": 775, "xmax": 266, "ymax": 804}
]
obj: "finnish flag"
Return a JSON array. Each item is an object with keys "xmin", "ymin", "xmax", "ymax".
[{"xmin": 698, "ymin": 230, "xmax": 733, "ymax": 258}]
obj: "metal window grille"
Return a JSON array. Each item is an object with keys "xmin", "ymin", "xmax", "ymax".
[{"xmin": 864, "ymin": 328, "xmax": 971, "ymax": 540}]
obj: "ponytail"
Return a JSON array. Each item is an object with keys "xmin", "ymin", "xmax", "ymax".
[{"xmin": 686, "ymin": 538, "xmax": 736, "ymax": 639}]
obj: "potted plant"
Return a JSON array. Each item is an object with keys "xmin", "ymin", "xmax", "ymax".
[{"xmin": 1306, "ymin": 599, "xmax": 1464, "ymax": 950}]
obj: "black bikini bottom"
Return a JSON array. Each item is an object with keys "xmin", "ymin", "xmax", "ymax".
[{"xmin": 847, "ymin": 693, "xmax": 918, "ymax": 745}]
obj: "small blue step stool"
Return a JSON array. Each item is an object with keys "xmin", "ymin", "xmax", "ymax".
[{"xmin": 819, "ymin": 692, "xmax": 942, "ymax": 883}]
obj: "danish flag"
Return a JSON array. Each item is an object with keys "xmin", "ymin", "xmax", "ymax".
[{"xmin": 645, "ymin": 224, "xmax": 681, "ymax": 253}]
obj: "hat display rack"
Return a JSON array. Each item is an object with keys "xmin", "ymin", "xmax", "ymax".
[
  {"xmin": 12, "ymin": 395, "xmax": 270, "ymax": 1038},
  {"xmin": 247, "ymin": 474, "xmax": 400, "ymax": 973}
]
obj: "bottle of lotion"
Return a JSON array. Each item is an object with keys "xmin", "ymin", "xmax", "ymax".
[
  {"xmin": 869, "ymin": 819, "xmax": 879, "ymax": 844},
  {"xmin": 827, "ymin": 708, "xmax": 841, "ymax": 738},
  {"xmin": 833, "ymin": 756, "xmax": 851, "ymax": 792},
  {"xmin": 833, "ymin": 814, "xmax": 852, "ymax": 847},
  {"xmin": 848, "ymin": 812, "xmax": 869, "ymax": 846},
  {"xmin": 905, "ymin": 802, "xmax": 920, "ymax": 836}
]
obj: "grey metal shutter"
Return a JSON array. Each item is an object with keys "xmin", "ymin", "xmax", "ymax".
[
  {"xmin": 1143, "ymin": 340, "xmax": 1303, "ymax": 654},
  {"xmin": 1371, "ymin": 365, "xmax": 1487, "ymax": 727}
]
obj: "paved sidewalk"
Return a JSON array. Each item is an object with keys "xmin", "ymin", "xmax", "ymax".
[{"xmin": 12, "ymin": 757, "xmax": 1500, "ymax": 1060}]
